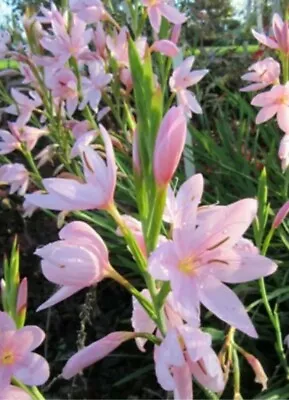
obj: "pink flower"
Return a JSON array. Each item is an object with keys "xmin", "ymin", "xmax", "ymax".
[
  {"xmin": 252, "ymin": 14, "xmax": 289, "ymax": 54},
  {"xmin": 153, "ymin": 106, "xmax": 187, "ymax": 186},
  {"xmin": 278, "ymin": 135, "xmax": 289, "ymax": 171},
  {"xmin": 150, "ymin": 40, "xmax": 179, "ymax": 57},
  {"xmin": 149, "ymin": 198, "xmax": 277, "ymax": 336},
  {"xmin": 40, "ymin": 15, "xmax": 92, "ymax": 67},
  {"xmin": 46, "ymin": 68, "xmax": 78, "ymax": 116},
  {"xmin": 80, "ymin": 62, "xmax": 112, "ymax": 111},
  {"xmin": 142, "ymin": 0, "xmax": 186, "ymax": 33},
  {"xmin": 5, "ymin": 89, "xmax": 42, "ymax": 127},
  {"xmin": 35, "ymin": 221, "xmax": 109, "ymax": 311},
  {"xmin": 163, "ymin": 173, "xmax": 204, "ymax": 226},
  {"xmin": 0, "ymin": 123, "xmax": 47, "ymax": 155},
  {"xmin": 70, "ymin": 0, "xmax": 107, "ymax": 24},
  {"xmin": 169, "ymin": 56, "xmax": 208, "ymax": 117},
  {"xmin": 240, "ymin": 58, "xmax": 280, "ymax": 92},
  {"xmin": 62, "ymin": 332, "xmax": 136, "ymax": 379},
  {"xmin": 25, "ymin": 125, "xmax": 116, "ymax": 211},
  {"xmin": 0, "ymin": 31, "xmax": 10, "ymax": 58},
  {"xmin": 154, "ymin": 325, "xmax": 224, "ymax": 397},
  {"xmin": 0, "ymin": 385, "xmax": 32, "ymax": 400},
  {"xmin": 0, "ymin": 164, "xmax": 29, "ymax": 196},
  {"xmin": 0, "ymin": 312, "xmax": 49, "ymax": 388},
  {"xmin": 251, "ymin": 83, "xmax": 289, "ymax": 134}
]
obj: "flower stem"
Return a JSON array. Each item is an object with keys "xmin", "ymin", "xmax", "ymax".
[{"xmin": 258, "ymin": 228, "xmax": 289, "ymax": 378}]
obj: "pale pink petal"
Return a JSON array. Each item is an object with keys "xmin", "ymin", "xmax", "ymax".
[
  {"xmin": 194, "ymin": 199, "xmax": 258, "ymax": 255},
  {"xmin": 198, "ymin": 275, "xmax": 257, "ymax": 338},
  {"xmin": 179, "ymin": 90, "xmax": 203, "ymax": 114},
  {"xmin": 37, "ymin": 286, "xmax": 82, "ymax": 311},
  {"xmin": 0, "ymin": 385, "xmax": 32, "ymax": 400},
  {"xmin": 252, "ymin": 29, "xmax": 279, "ymax": 49},
  {"xmin": 186, "ymin": 69, "xmax": 209, "ymax": 86},
  {"xmin": 14, "ymin": 326, "xmax": 45, "ymax": 352},
  {"xmin": 277, "ymin": 105, "xmax": 289, "ymax": 133},
  {"xmin": 173, "ymin": 363, "xmax": 193, "ymax": 400},
  {"xmin": 14, "ymin": 352, "xmax": 50, "ymax": 386},
  {"xmin": 0, "ymin": 311, "xmax": 16, "ymax": 331},
  {"xmin": 159, "ymin": 3, "xmax": 187, "ymax": 25},
  {"xmin": 132, "ymin": 289, "xmax": 156, "ymax": 352},
  {"xmin": 151, "ymin": 40, "xmax": 179, "ymax": 57},
  {"xmin": 207, "ymin": 250, "xmax": 277, "ymax": 283},
  {"xmin": 190, "ymin": 350, "xmax": 225, "ymax": 392},
  {"xmin": 62, "ymin": 332, "xmax": 135, "ymax": 379},
  {"xmin": 148, "ymin": 241, "xmax": 177, "ymax": 280},
  {"xmin": 0, "ymin": 365, "xmax": 13, "ymax": 389},
  {"xmin": 256, "ymin": 105, "xmax": 279, "ymax": 124},
  {"xmin": 36, "ymin": 243, "xmax": 100, "ymax": 286},
  {"xmin": 240, "ymin": 82, "xmax": 268, "ymax": 92},
  {"xmin": 148, "ymin": 6, "xmax": 162, "ymax": 33},
  {"xmin": 179, "ymin": 325, "xmax": 211, "ymax": 362}
]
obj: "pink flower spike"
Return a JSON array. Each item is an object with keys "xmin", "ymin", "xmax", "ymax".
[
  {"xmin": 240, "ymin": 57, "xmax": 280, "ymax": 92},
  {"xmin": 35, "ymin": 221, "xmax": 109, "ymax": 310},
  {"xmin": 0, "ymin": 311, "xmax": 49, "ymax": 388},
  {"xmin": 153, "ymin": 106, "xmax": 187, "ymax": 186},
  {"xmin": 25, "ymin": 125, "xmax": 116, "ymax": 212},
  {"xmin": 149, "ymin": 198, "xmax": 278, "ymax": 337},
  {"xmin": 273, "ymin": 199, "xmax": 289, "ymax": 229},
  {"xmin": 142, "ymin": 0, "xmax": 186, "ymax": 33},
  {"xmin": 251, "ymin": 83, "xmax": 289, "ymax": 133},
  {"xmin": 0, "ymin": 385, "xmax": 32, "ymax": 400},
  {"xmin": 62, "ymin": 332, "xmax": 136, "ymax": 379},
  {"xmin": 0, "ymin": 164, "xmax": 29, "ymax": 196},
  {"xmin": 150, "ymin": 40, "xmax": 179, "ymax": 57},
  {"xmin": 278, "ymin": 135, "xmax": 289, "ymax": 172}
]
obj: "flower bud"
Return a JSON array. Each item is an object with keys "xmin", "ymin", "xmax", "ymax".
[{"xmin": 153, "ymin": 106, "xmax": 187, "ymax": 186}]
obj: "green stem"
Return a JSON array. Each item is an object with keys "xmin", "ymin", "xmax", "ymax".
[
  {"xmin": 108, "ymin": 203, "xmax": 166, "ymax": 336},
  {"xmin": 232, "ymin": 349, "xmax": 242, "ymax": 400},
  {"xmin": 12, "ymin": 378, "xmax": 45, "ymax": 400},
  {"xmin": 258, "ymin": 228, "xmax": 289, "ymax": 377},
  {"xmin": 22, "ymin": 147, "xmax": 44, "ymax": 188}
]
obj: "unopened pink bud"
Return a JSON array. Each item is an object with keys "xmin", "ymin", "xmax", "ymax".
[
  {"xmin": 16, "ymin": 278, "xmax": 28, "ymax": 315},
  {"xmin": 273, "ymin": 200, "xmax": 289, "ymax": 229},
  {"xmin": 153, "ymin": 106, "xmax": 187, "ymax": 186},
  {"xmin": 244, "ymin": 353, "xmax": 268, "ymax": 391}
]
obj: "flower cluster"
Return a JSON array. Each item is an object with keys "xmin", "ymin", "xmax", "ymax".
[{"xmin": 241, "ymin": 13, "xmax": 289, "ymax": 171}]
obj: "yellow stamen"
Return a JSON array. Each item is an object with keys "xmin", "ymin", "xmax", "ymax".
[{"xmin": 1, "ymin": 351, "xmax": 15, "ymax": 365}]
